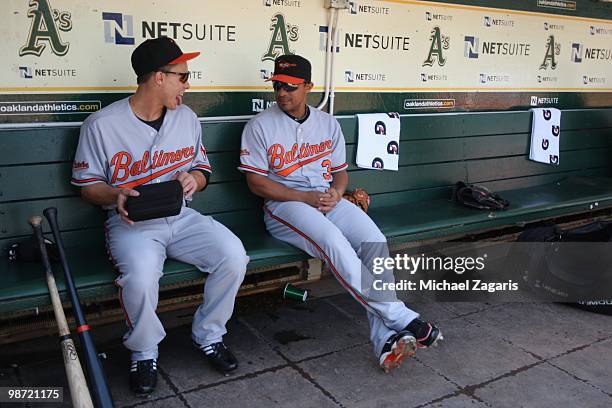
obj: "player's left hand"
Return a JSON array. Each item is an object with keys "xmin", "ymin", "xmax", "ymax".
[
  {"xmin": 318, "ymin": 187, "xmax": 342, "ymax": 213},
  {"xmin": 173, "ymin": 171, "xmax": 198, "ymax": 198}
]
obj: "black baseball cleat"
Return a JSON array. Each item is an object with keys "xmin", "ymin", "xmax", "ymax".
[
  {"xmin": 379, "ymin": 330, "xmax": 417, "ymax": 373},
  {"xmin": 129, "ymin": 358, "xmax": 157, "ymax": 396},
  {"xmin": 406, "ymin": 318, "xmax": 443, "ymax": 348},
  {"xmin": 194, "ymin": 341, "xmax": 238, "ymax": 374}
]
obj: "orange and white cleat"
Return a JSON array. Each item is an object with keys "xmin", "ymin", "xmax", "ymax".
[{"xmin": 379, "ymin": 331, "xmax": 417, "ymax": 373}]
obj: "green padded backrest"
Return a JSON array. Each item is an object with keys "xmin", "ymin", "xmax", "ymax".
[{"xmin": 1, "ymin": 109, "xmax": 611, "ymax": 249}]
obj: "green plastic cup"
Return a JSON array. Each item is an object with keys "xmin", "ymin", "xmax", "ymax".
[{"xmin": 283, "ymin": 283, "xmax": 308, "ymax": 302}]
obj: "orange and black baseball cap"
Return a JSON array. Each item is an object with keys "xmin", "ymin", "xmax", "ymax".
[
  {"xmin": 131, "ymin": 36, "xmax": 200, "ymax": 77},
  {"xmin": 267, "ymin": 54, "xmax": 311, "ymax": 84}
]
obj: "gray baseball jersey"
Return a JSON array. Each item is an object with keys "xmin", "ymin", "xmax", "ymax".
[
  {"xmin": 72, "ymin": 97, "xmax": 211, "ymax": 206},
  {"xmin": 238, "ymin": 104, "xmax": 348, "ymax": 190},
  {"xmin": 240, "ymin": 104, "xmax": 418, "ymax": 359},
  {"xmin": 71, "ymin": 97, "xmax": 248, "ymax": 361}
]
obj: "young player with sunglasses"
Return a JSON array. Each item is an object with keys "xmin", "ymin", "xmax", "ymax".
[{"xmin": 71, "ymin": 36, "xmax": 249, "ymax": 395}]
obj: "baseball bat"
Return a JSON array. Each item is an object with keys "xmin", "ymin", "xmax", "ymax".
[
  {"xmin": 43, "ymin": 207, "xmax": 115, "ymax": 408},
  {"xmin": 29, "ymin": 216, "xmax": 94, "ymax": 408}
]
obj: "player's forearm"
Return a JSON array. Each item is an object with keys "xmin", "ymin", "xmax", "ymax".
[
  {"xmin": 330, "ymin": 170, "xmax": 348, "ymax": 196},
  {"xmin": 80, "ymin": 183, "xmax": 121, "ymax": 206},
  {"xmin": 246, "ymin": 173, "xmax": 309, "ymax": 203}
]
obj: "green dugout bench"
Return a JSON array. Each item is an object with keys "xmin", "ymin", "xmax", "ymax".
[{"xmin": 1, "ymin": 108, "xmax": 611, "ymax": 317}]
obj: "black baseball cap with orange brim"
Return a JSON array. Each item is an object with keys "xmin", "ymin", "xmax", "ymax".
[
  {"xmin": 131, "ymin": 36, "xmax": 200, "ymax": 77},
  {"xmin": 266, "ymin": 54, "xmax": 311, "ymax": 84}
]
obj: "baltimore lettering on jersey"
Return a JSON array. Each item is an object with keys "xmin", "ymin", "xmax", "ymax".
[
  {"xmin": 109, "ymin": 146, "xmax": 210, "ymax": 187},
  {"xmin": 72, "ymin": 145, "xmax": 211, "ymax": 188},
  {"xmin": 268, "ymin": 140, "xmax": 336, "ymax": 177},
  {"xmin": 239, "ymin": 139, "xmax": 348, "ymax": 177}
]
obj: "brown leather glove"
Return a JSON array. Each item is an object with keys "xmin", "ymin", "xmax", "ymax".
[{"xmin": 343, "ymin": 188, "xmax": 371, "ymax": 213}]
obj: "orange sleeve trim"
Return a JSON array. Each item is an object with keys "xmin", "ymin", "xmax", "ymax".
[
  {"xmin": 238, "ymin": 164, "xmax": 269, "ymax": 175},
  {"xmin": 331, "ymin": 163, "xmax": 348, "ymax": 172},
  {"xmin": 193, "ymin": 164, "xmax": 212, "ymax": 173},
  {"xmin": 71, "ymin": 177, "xmax": 106, "ymax": 184}
]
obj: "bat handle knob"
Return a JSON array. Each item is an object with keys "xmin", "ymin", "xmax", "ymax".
[
  {"xmin": 43, "ymin": 207, "xmax": 58, "ymax": 220},
  {"xmin": 29, "ymin": 216, "xmax": 43, "ymax": 228}
]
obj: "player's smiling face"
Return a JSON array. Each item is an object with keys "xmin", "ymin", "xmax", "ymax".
[
  {"xmin": 160, "ymin": 62, "xmax": 190, "ymax": 110},
  {"xmin": 274, "ymin": 81, "xmax": 313, "ymax": 118}
]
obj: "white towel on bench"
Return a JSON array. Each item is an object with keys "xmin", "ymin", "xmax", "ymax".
[
  {"xmin": 529, "ymin": 108, "xmax": 561, "ymax": 165},
  {"xmin": 356, "ymin": 113, "xmax": 400, "ymax": 171}
]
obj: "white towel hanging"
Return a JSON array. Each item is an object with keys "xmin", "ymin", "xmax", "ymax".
[
  {"xmin": 356, "ymin": 113, "xmax": 401, "ymax": 171},
  {"xmin": 529, "ymin": 108, "xmax": 561, "ymax": 165}
]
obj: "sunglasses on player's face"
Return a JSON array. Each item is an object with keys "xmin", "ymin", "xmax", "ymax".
[
  {"xmin": 160, "ymin": 70, "xmax": 190, "ymax": 83},
  {"xmin": 272, "ymin": 81, "xmax": 302, "ymax": 92}
]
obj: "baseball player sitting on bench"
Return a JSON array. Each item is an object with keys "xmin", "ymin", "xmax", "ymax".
[
  {"xmin": 239, "ymin": 55, "xmax": 442, "ymax": 372},
  {"xmin": 71, "ymin": 37, "xmax": 249, "ymax": 395}
]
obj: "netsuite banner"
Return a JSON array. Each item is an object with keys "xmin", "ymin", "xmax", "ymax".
[{"xmin": 0, "ymin": 0, "xmax": 611, "ymax": 116}]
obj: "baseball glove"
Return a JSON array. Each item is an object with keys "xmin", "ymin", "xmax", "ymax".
[
  {"xmin": 343, "ymin": 188, "xmax": 371, "ymax": 213},
  {"xmin": 452, "ymin": 181, "xmax": 509, "ymax": 211}
]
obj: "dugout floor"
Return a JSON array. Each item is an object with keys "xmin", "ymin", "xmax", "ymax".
[{"xmin": 1, "ymin": 276, "xmax": 612, "ymax": 408}]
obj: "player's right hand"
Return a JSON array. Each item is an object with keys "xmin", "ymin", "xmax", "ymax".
[
  {"xmin": 302, "ymin": 191, "xmax": 331, "ymax": 212},
  {"xmin": 116, "ymin": 187, "xmax": 140, "ymax": 225}
]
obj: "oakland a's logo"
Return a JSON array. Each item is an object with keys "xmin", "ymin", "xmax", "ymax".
[
  {"xmin": 539, "ymin": 35, "xmax": 560, "ymax": 70},
  {"xmin": 20, "ymin": 0, "xmax": 72, "ymax": 57},
  {"xmin": 262, "ymin": 13, "xmax": 299, "ymax": 62},
  {"xmin": 423, "ymin": 27, "xmax": 449, "ymax": 67}
]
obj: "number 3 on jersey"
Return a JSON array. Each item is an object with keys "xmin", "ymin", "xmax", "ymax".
[{"xmin": 321, "ymin": 159, "xmax": 332, "ymax": 181}]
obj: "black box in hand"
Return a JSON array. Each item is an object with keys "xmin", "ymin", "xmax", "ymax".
[{"xmin": 125, "ymin": 180, "xmax": 183, "ymax": 221}]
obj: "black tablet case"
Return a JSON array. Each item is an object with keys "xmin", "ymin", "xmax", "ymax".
[{"xmin": 125, "ymin": 180, "xmax": 183, "ymax": 221}]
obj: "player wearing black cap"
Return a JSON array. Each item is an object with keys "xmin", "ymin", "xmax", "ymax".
[
  {"xmin": 71, "ymin": 37, "xmax": 249, "ymax": 395},
  {"xmin": 240, "ymin": 54, "xmax": 443, "ymax": 373}
]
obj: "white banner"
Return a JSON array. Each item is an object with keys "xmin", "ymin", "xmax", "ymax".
[{"xmin": 1, "ymin": 0, "xmax": 611, "ymax": 94}]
